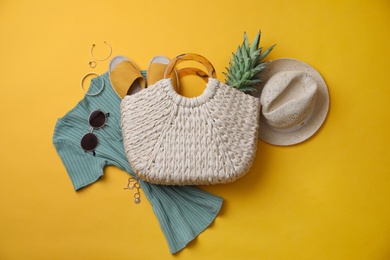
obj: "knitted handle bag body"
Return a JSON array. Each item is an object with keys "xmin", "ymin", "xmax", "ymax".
[{"xmin": 121, "ymin": 53, "xmax": 260, "ymax": 185}]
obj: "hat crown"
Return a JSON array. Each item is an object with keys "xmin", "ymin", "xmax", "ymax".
[{"xmin": 261, "ymin": 70, "xmax": 317, "ymax": 132}]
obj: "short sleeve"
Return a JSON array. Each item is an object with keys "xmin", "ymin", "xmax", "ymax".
[{"xmin": 53, "ymin": 139, "xmax": 106, "ymax": 190}]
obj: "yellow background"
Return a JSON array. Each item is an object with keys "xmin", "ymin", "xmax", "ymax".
[{"xmin": 1, "ymin": 0, "xmax": 389, "ymax": 259}]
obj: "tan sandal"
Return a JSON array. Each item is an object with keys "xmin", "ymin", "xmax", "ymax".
[
  {"xmin": 109, "ymin": 56, "xmax": 146, "ymax": 99},
  {"xmin": 146, "ymin": 56, "xmax": 180, "ymax": 91}
]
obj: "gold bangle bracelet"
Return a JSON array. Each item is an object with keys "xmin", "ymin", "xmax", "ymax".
[{"xmin": 80, "ymin": 72, "xmax": 104, "ymax": 96}]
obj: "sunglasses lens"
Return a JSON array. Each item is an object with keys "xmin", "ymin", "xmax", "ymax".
[
  {"xmin": 80, "ymin": 133, "xmax": 98, "ymax": 151},
  {"xmin": 89, "ymin": 110, "xmax": 106, "ymax": 128}
]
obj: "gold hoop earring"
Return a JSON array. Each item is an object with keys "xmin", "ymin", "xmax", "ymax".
[
  {"xmin": 90, "ymin": 41, "xmax": 112, "ymax": 61},
  {"xmin": 80, "ymin": 72, "xmax": 105, "ymax": 96},
  {"xmin": 88, "ymin": 61, "xmax": 97, "ymax": 68}
]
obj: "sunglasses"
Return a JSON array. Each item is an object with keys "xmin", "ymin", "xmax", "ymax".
[{"xmin": 80, "ymin": 110, "xmax": 110, "ymax": 156}]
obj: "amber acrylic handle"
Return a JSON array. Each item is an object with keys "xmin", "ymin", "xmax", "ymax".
[
  {"xmin": 164, "ymin": 53, "xmax": 217, "ymax": 79},
  {"xmin": 176, "ymin": 67, "xmax": 209, "ymax": 82}
]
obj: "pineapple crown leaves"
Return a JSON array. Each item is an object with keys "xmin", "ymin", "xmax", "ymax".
[{"xmin": 224, "ymin": 31, "xmax": 276, "ymax": 93}]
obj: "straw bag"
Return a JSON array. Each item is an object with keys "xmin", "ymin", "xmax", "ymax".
[{"xmin": 121, "ymin": 53, "xmax": 260, "ymax": 185}]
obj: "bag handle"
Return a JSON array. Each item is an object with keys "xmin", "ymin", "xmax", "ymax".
[
  {"xmin": 176, "ymin": 67, "xmax": 209, "ymax": 82},
  {"xmin": 164, "ymin": 53, "xmax": 217, "ymax": 80}
]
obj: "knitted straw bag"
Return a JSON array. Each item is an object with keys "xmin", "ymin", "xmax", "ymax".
[{"xmin": 121, "ymin": 53, "xmax": 260, "ymax": 185}]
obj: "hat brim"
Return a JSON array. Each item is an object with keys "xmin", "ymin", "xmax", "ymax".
[{"xmin": 258, "ymin": 58, "xmax": 330, "ymax": 146}]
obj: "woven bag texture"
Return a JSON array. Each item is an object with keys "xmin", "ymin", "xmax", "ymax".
[{"xmin": 120, "ymin": 77, "xmax": 260, "ymax": 185}]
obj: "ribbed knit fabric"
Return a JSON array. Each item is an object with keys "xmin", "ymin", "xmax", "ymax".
[{"xmin": 52, "ymin": 72, "xmax": 223, "ymax": 254}]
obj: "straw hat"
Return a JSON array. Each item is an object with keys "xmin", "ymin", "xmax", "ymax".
[{"xmin": 258, "ymin": 58, "xmax": 329, "ymax": 146}]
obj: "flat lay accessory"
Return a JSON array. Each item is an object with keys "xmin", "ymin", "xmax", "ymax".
[
  {"xmin": 80, "ymin": 109, "xmax": 110, "ymax": 156},
  {"xmin": 177, "ymin": 67, "xmax": 209, "ymax": 82},
  {"xmin": 80, "ymin": 72, "xmax": 105, "ymax": 96},
  {"xmin": 108, "ymin": 56, "xmax": 146, "ymax": 98},
  {"xmin": 147, "ymin": 56, "xmax": 179, "ymax": 90},
  {"xmin": 53, "ymin": 72, "xmax": 223, "ymax": 254},
  {"xmin": 90, "ymin": 40, "xmax": 112, "ymax": 61},
  {"xmin": 147, "ymin": 55, "xmax": 208, "ymax": 89},
  {"xmin": 121, "ymin": 53, "xmax": 260, "ymax": 185},
  {"xmin": 163, "ymin": 53, "xmax": 217, "ymax": 79},
  {"xmin": 258, "ymin": 58, "xmax": 329, "ymax": 145},
  {"xmin": 88, "ymin": 60, "xmax": 97, "ymax": 68},
  {"xmin": 123, "ymin": 177, "xmax": 141, "ymax": 204}
]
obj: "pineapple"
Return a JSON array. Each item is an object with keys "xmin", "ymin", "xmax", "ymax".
[{"xmin": 224, "ymin": 31, "xmax": 276, "ymax": 93}]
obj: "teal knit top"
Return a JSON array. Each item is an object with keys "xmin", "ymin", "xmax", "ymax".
[{"xmin": 52, "ymin": 72, "xmax": 223, "ymax": 254}]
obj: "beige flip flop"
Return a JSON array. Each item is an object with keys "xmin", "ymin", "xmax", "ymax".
[{"xmin": 109, "ymin": 56, "xmax": 146, "ymax": 99}]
